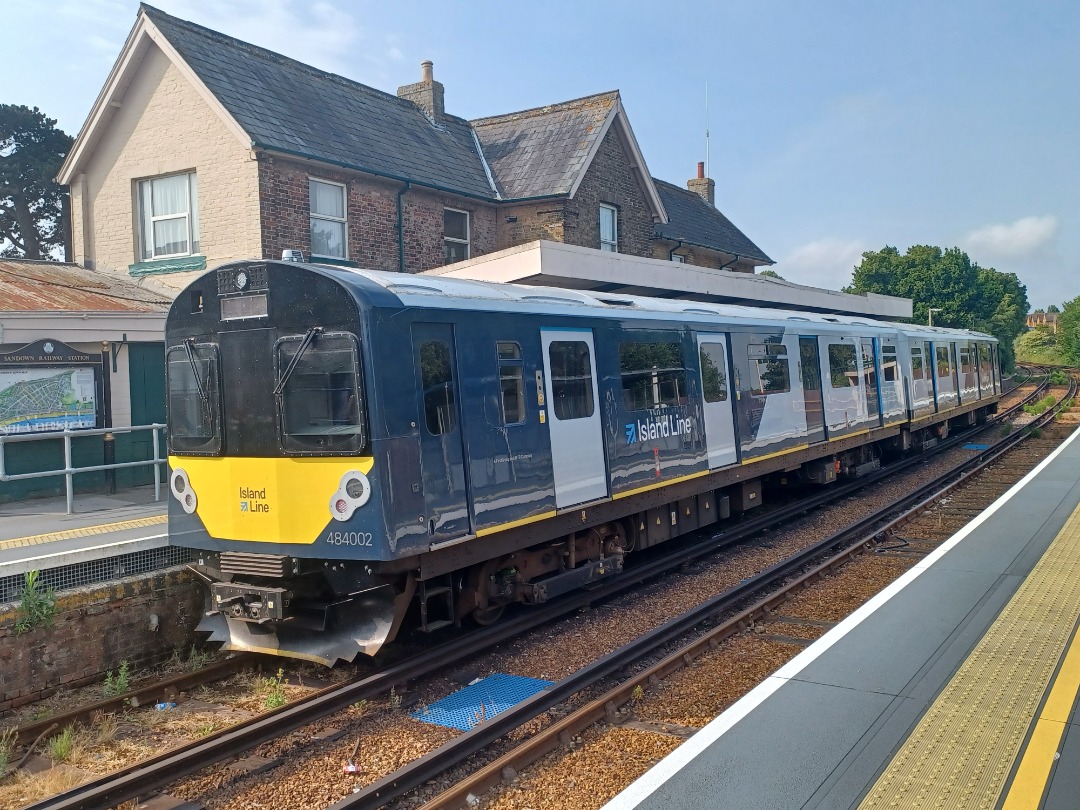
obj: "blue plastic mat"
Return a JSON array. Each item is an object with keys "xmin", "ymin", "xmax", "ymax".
[
  {"xmin": 411, "ymin": 673, "xmax": 553, "ymax": 731},
  {"xmin": 963, "ymin": 443, "xmax": 991, "ymax": 450}
]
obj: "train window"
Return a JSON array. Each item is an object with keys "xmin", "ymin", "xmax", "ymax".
[
  {"xmin": 828, "ymin": 344, "xmax": 858, "ymax": 387},
  {"xmin": 497, "ymin": 341, "xmax": 525, "ymax": 425},
  {"xmin": 276, "ymin": 332, "xmax": 365, "ymax": 453},
  {"xmin": 419, "ymin": 340, "xmax": 457, "ymax": 435},
  {"xmin": 882, "ymin": 346, "xmax": 898, "ymax": 382},
  {"xmin": 699, "ymin": 343, "xmax": 728, "ymax": 402},
  {"xmin": 748, "ymin": 343, "xmax": 790, "ymax": 396},
  {"xmin": 936, "ymin": 346, "xmax": 951, "ymax": 377},
  {"xmin": 620, "ymin": 342, "xmax": 687, "ymax": 410},
  {"xmin": 548, "ymin": 341, "xmax": 595, "ymax": 420},
  {"xmin": 911, "ymin": 347, "xmax": 925, "ymax": 381},
  {"xmin": 166, "ymin": 342, "xmax": 221, "ymax": 454}
]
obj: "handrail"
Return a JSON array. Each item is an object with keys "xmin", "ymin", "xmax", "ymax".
[{"xmin": 0, "ymin": 423, "xmax": 167, "ymax": 514}]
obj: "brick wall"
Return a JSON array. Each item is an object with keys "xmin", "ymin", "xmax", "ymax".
[
  {"xmin": 258, "ymin": 156, "xmax": 498, "ymax": 273},
  {"xmin": 565, "ymin": 127, "xmax": 654, "ymax": 257},
  {"xmin": 75, "ymin": 44, "xmax": 262, "ymax": 296},
  {"xmin": 650, "ymin": 242, "xmax": 758, "ymax": 273},
  {"xmin": 0, "ymin": 569, "xmax": 202, "ymax": 712}
]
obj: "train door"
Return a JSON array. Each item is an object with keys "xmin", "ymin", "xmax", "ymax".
[
  {"xmin": 799, "ymin": 336, "xmax": 826, "ymax": 443},
  {"xmin": 540, "ymin": 328, "xmax": 608, "ymax": 507},
  {"xmin": 412, "ymin": 323, "xmax": 471, "ymax": 541},
  {"xmin": 696, "ymin": 334, "xmax": 739, "ymax": 468},
  {"xmin": 860, "ymin": 337, "xmax": 883, "ymax": 427}
]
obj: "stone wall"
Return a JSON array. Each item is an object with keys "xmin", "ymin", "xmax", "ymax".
[{"xmin": 0, "ymin": 569, "xmax": 202, "ymax": 713}]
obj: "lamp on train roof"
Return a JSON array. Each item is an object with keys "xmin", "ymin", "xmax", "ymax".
[
  {"xmin": 282, "ymin": 249, "xmax": 305, "ymax": 262},
  {"xmin": 927, "ymin": 307, "xmax": 942, "ymax": 327}
]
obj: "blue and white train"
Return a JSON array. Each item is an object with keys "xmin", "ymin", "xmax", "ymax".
[{"xmin": 165, "ymin": 260, "xmax": 1000, "ymax": 663}]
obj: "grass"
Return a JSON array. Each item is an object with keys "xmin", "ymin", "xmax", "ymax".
[
  {"xmin": 0, "ymin": 726, "xmax": 16, "ymax": 774},
  {"xmin": 1022, "ymin": 395, "xmax": 1058, "ymax": 416},
  {"xmin": 47, "ymin": 726, "xmax": 77, "ymax": 763}
]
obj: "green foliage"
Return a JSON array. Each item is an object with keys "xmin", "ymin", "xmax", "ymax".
[
  {"xmin": 47, "ymin": 725, "xmax": 75, "ymax": 762},
  {"xmin": 0, "ymin": 104, "xmax": 74, "ymax": 259},
  {"xmin": 1059, "ymin": 296, "xmax": 1080, "ymax": 366},
  {"xmin": 262, "ymin": 668, "xmax": 287, "ymax": 709},
  {"xmin": 1050, "ymin": 370, "xmax": 1071, "ymax": 385},
  {"xmin": 186, "ymin": 644, "xmax": 212, "ymax": 671},
  {"xmin": 1022, "ymin": 395, "xmax": 1057, "ymax": 416},
  {"xmin": 1015, "ymin": 327, "xmax": 1066, "ymax": 366},
  {"xmin": 103, "ymin": 660, "xmax": 130, "ymax": 697},
  {"xmin": 14, "ymin": 570, "xmax": 56, "ymax": 634},
  {"xmin": 0, "ymin": 726, "xmax": 16, "ymax": 773},
  {"xmin": 844, "ymin": 245, "xmax": 1029, "ymax": 370},
  {"xmin": 757, "ymin": 269, "xmax": 784, "ymax": 279},
  {"xmin": 387, "ymin": 685, "xmax": 402, "ymax": 709}
]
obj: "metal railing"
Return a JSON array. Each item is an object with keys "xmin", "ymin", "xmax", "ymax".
[{"xmin": 0, "ymin": 423, "xmax": 166, "ymax": 514}]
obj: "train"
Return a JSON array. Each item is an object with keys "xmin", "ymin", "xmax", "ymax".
[{"xmin": 166, "ymin": 259, "xmax": 1001, "ymax": 664}]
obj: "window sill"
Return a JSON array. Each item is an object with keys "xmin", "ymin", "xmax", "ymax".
[
  {"xmin": 129, "ymin": 255, "xmax": 208, "ymax": 276},
  {"xmin": 310, "ymin": 255, "xmax": 359, "ymax": 267}
]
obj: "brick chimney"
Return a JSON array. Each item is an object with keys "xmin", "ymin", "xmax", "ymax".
[
  {"xmin": 687, "ymin": 162, "xmax": 715, "ymax": 206},
  {"xmin": 397, "ymin": 60, "xmax": 445, "ymax": 120}
]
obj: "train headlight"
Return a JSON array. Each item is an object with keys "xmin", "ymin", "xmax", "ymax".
[
  {"xmin": 329, "ymin": 470, "xmax": 371, "ymax": 522},
  {"xmin": 170, "ymin": 469, "xmax": 198, "ymax": 514}
]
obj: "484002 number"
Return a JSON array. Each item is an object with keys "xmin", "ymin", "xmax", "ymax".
[{"xmin": 325, "ymin": 531, "xmax": 373, "ymax": 546}]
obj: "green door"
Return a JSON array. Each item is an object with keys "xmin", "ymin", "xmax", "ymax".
[{"xmin": 119, "ymin": 342, "xmax": 166, "ymax": 487}]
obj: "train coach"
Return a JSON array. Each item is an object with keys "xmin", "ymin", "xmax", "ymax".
[{"xmin": 166, "ymin": 259, "xmax": 1000, "ymax": 664}]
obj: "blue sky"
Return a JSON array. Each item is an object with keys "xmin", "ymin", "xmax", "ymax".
[{"xmin": 5, "ymin": 1, "xmax": 1076, "ymax": 310}]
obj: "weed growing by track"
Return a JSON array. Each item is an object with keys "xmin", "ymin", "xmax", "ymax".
[
  {"xmin": 262, "ymin": 669, "xmax": 287, "ymax": 709},
  {"xmin": 14, "ymin": 570, "xmax": 56, "ymax": 635},
  {"xmin": 103, "ymin": 661, "xmax": 130, "ymax": 697}
]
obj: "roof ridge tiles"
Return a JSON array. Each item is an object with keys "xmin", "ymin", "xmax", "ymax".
[{"xmin": 470, "ymin": 90, "xmax": 620, "ymax": 126}]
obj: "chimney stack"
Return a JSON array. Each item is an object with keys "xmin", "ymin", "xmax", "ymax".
[
  {"xmin": 397, "ymin": 59, "xmax": 445, "ymax": 120},
  {"xmin": 687, "ymin": 161, "xmax": 715, "ymax": 206}
]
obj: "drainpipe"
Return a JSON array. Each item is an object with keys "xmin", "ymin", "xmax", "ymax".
[
  {"xmin": 719, "ymin": 254, "xmax": 741, "ymax": 271},
  {"xmin": 668, "ymin": 240, "xmax": 683, "ymax": 261},
  {"xmin": 397, "ymin": 182, "xmax": 412, "ymax": 273}
]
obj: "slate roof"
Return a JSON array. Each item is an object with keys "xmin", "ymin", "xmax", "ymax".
[
  {"xmin": 0, "ymin": 260, "xmax": 172, "ymax": 312},
  {"xmin": 652, "ymin": 180, "xmax": 773, "ymax": 265},
  {"xmin": 471, "ymin": 92, "xmax": 618, "ymax": 200},
  {"xmin": 141, "ymin": 4, "xmax": 497, "ymax": 200}
]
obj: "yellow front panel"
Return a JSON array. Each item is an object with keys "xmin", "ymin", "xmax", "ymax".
[{"xmin": 169, "ymin": 455, "xmax": 375, "ymax": 544}]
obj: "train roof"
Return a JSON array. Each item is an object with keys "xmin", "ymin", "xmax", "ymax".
[{"xmin": 236, "ymin": 260, "xmax": 996, "ymax": 343}]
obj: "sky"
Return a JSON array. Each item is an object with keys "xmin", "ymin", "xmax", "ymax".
[{"xmin": 4, "ymin": 0, "xmax": 1077, "ymax": 311}]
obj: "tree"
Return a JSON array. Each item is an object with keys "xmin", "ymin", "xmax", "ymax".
[
  {"xmin": 0, "ymin": 105, "xmax": 74, "ymax": 260},
  {"xmin": 1059, "ymin": 296, "xmax": 1080, "ymax": 366},
  {"xmin": 1047, "ymin": 304, "xmax": 1060, "ymax": 313},
  {"xmin": 844, "ymin": 245, "xmax": 1029, "ymax": 370},
  {"xmin": 757, "ymin": 269, "xmax": 784, "ymax": 280}
]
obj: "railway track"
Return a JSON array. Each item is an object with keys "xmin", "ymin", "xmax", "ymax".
[{"xmin": 16, "ymin": 373, "xmax": 1072, "ymax": 810}]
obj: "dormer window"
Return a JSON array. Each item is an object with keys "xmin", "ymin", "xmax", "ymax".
[{"xmin": 599, "ymin": 204, "xmax": 618, "ymax": 252}]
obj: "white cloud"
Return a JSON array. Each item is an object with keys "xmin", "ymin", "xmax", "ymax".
[
  {"xmin": 962, "ymin": 215, "xmax": 1059, "ymax": 261},
  {"xmin": 774, "ymin": 238, "xmax": 867, "ymax": 292}
]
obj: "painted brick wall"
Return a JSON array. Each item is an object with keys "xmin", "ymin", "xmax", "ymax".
[
  {"xmin": 75, "ymin": 44, "xmax": 261, "ymax": 296},
  {"xmin": 258, "ymin": 156, "xmax": 498, "ymax": 273},
  {"xmin": 0, "ymin": 570, "xmax": 202, "ymax": 712}
]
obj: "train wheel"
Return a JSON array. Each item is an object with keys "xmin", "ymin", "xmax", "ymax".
[{"xmin": 471, "ymin": 604, "xmax": 506, "ymax": 626}]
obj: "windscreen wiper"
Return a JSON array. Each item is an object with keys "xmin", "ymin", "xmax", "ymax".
[
  {"xmin": 183, "ymin": 338, "xmax": 210, "ymax": 410},
  {"xmin": 274, "ymin": 326, "xmax": 323, "ymax": 396}
]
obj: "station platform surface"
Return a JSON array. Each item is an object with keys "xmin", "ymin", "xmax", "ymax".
[
  {"xmin": 605, "ymin": 423, "xmax": 1080, "ymax": 810},
  {"xmin": 0, "ymin": 485, "xmax": 167, "ymax": 576}
]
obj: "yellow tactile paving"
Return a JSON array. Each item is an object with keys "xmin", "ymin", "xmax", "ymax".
[
  {"xmin": 860, "ymin": 500, "xmax": 1080, "ymax": 809},
  {"xmin": 0, "ymin": 515, "xmax": 167, "ymax": 550}
]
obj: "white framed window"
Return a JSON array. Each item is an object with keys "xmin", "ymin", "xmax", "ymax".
[
  {"xmin": 671, "ymin": 254, "xmax": 685, "ymax": 263},
  {"xmin": 444, "ymin": 208, "xmax": 470, "ymax": 263},
  {"xmin": 309, "ymin": 178, "xmax": 347, "ymax": 258},
  {"xmin": 138, "ymin": 172, "xmax": 199, "ymax": 260},
  {"xmin": 599, "ymin": 204, "xmax": 618, "ymax": 252}
]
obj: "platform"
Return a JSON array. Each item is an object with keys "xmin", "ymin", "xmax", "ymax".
[
  {"xmin": 604, "ymin": 423, "xmax": 1080, "ymax": 810},
  {"xmin": 0, "ymin": 485, "xmax": 170, "ymax": 598}
]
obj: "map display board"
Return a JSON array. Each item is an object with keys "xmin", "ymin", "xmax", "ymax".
[{"xmin": 0, "ymin": 367, "xmax": 98, "ymax": 434}]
